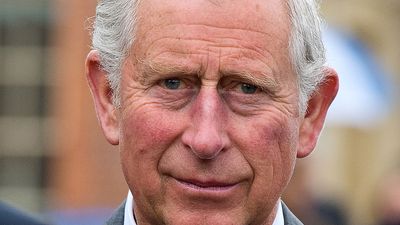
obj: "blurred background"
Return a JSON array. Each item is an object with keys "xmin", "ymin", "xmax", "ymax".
[{"xmin": 0, "ymin": 0, "xmax": 399, "ymax": 224}]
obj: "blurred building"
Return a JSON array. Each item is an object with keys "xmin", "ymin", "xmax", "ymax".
[
  {"xmin": 48, "ymin": 0, "xmax": 128, "ymax": 222},
  {"xmin": 0, "ymin": 0, "xmax": 399, "ymax": 224},
  {"xmin": 0, "ymin": 0, "xmax": 126, "ymax": 223},
  {"xmin": 0, "ymin": 0, "xmax": 52, "ymax": 213}
]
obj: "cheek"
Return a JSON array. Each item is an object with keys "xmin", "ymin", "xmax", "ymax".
[
  {"xmin": 256, "ymin": 117, "xmax": 299, "ymax": 172},
  {"xmin": 261, "ymin": 118, "xmax": 299, "ymax": 192},
  {"xmin": 236, "ymin": 118, "xmax": 293, "ymax": 157},
  {"xmin": 121, "ymin": 108, "xmax": 183, "ymax": 154},
  {"xmin": 228, "ymin": 115, "xmax": 299, "ymax": 218},
  {"xmin": 119, "ymin": 107, "xmax": 186, "ymax": 191},
  {"xmin": 232, "ymin": 115, "xmax": 299, "ymax": 182}
]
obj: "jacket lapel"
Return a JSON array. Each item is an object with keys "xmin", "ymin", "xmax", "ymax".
[
  {"xmin": 282, "ymin": 202, "xmax": 303, "ymax": 225},
  {"xmin": 106, "ymin": 200, "xmax": 126, "ymax": 225}
]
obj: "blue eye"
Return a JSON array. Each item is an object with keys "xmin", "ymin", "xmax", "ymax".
[
  {"xmin": 164, "ymin": 79, "xmax": 181, "ymax": 90},
  {"xmin": 240, "ymin": 83, "xmax": 258, "ymax": 94}
]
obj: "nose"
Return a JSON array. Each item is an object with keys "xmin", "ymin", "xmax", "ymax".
[{"xmin": 181, "ymin": 87, "xmax": 229, "ymax": 160}]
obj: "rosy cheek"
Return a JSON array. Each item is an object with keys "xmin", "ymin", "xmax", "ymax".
[
  {"xmin": 254, "ymin": 126, "xmax": 282, "ymax": 164},
  {"xmin": 230, "ymin": 115, "xmax": 295, "ymax": 178},
  {"xmin": 122, "ymin": 109, "xmax": 186, "ymax": 155},
  {"xmin": 120, "ymin": 110, "xmax": 182, "ymax": 187}
]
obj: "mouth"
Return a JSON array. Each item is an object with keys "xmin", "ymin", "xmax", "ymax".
[
  {"xmin": 166, "ymin": 175, "xmax": 247, "ymax": 207},
  {"xmin": 174, "ymin": 177, "xmax": 239, "ymax": 192}
]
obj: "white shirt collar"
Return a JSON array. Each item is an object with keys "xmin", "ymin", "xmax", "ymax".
[
  {"xmin": 124, "ymin": 191, "xmax": 284, "ymax": 225},
  {"xmin": 273, "ymin": 200, "xmax": 285, "ymax": 225},
  {"xmin": 124, "ymin": 191, "xmax": 136, "ymax": 225}
]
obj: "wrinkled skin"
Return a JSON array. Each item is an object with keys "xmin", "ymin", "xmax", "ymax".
[{"xmin": 86, "ymin": 0, "xmax": 339, "ymax": 224}]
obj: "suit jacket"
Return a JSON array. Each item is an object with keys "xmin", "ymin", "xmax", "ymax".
[
  {"xmin": 0, "ymin": 202, "xmax": 47, "ymax": 225},
  {"xmin": 105, "ymin": 200, "xmax": 303, "ymax": 225}
]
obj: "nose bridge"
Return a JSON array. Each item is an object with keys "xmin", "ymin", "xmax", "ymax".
[
  {"xmin": 195, "ymin": 85, "xmax": 222, "ymax": 123},
  {"xmin": 182, "ymin": 85, "xmax": 228, "ymax": 159}
]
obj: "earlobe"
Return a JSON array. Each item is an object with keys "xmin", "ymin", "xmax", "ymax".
[
  {"xmin": 86, "ymin": 50, "xmax": 120, "ymax": 145},
  {"xmin": 297, "ymin": 67, "xmax": 339, "ymax": 158}
]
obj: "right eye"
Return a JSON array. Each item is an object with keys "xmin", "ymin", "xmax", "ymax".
[
  {"xmin": 161, "ymin": 78, "xmax": 183, "ymax": 90},
  {"xmin": 238, "ymin": 82, "xmax": 260, "ymax": 94}
]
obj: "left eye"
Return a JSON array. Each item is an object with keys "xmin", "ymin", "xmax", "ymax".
[
  {"xmin": 240, "ymin": 83, "xmax": 259, "ymax": 94},
  {"xmin": 163, "ymin": 78, "xmax": 182, "ymax": 90}
]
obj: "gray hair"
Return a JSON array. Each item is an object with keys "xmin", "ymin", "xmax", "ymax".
[
  {"xmin": 92, "ymin": 0, "xmax": 140, "ymax": 106},
  {"xmin": 288, "ymin": 0, "xmax": 326, "ymax": 113},
  {"xmin": 91, "ymin": 0, "xmax": 326, "ymax": 113}
]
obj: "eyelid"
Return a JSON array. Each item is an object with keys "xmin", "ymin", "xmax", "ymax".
[
  {"xmin": 158, "ymin": 76, "xmax": 197, "ymax": 89},
  {"xmin": 221, "ymin": 78, "xmax": 262, "ymax": 92},
  {"xmin": 220, "ymin": 71, "xmax": 279, "ymax": 93}
]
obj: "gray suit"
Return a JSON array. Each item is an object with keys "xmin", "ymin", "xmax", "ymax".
[
  {"xmin": 0, "ymin": 202, "xmax": 48, "ymax": 225},
  {"xmin": 106, "ymin": 200, "xmax": 303, "ymax": 225}
]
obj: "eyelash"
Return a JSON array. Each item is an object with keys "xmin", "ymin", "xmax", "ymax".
[
  {"xmin": 158, "ymin": 77, "xmax": 195, "ymax": 90},
  {"xmin": 220, "ymin": 79, "xmax": 262, "ymax": 93}
]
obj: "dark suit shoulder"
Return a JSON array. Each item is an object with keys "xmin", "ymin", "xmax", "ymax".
[
  {"xmin": 105, "ymin": 200, "xmax": 126, "ymax": 225},
  {"xmin": 0, "ymin": 202, "xmax": 47, "ymax": 225},
  {"xmin": 282, "ymin": 202, "xmax": 304, "ymax": 225}
]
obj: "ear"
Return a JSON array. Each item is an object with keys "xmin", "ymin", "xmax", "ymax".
[
  {"xmin": 297, "ymin": 67, "xmax": 339, "ymax": 158},
  {"xmin": 85, "ymin": 50, "xmax": 119, "ymax": 145}
]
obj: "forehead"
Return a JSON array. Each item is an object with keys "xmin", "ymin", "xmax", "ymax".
[
  {"xmin": 129, "ymin": 0, "xmax": 293, "ymax": 85},
  {"xmin": 139, "ymin": 0, "xmax": 288, "ymax": 28},
  {"xmin": 133, "ymin": 0, "xmax": 291, "ymax": 48}
]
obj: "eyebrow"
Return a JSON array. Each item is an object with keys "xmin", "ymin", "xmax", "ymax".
[
  {"xmin": 138, "ymin": 60, "xmax": 201, "ymax": 85},
  {"xmin": 138, "ymin": 60, "xmax": 280, "ymax": 93},
  {"xmin": 220, "ymin": 69, "xmax": 280, "ymax": 93}
]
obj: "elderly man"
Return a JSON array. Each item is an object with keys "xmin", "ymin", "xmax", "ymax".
[{"xmin": 86, "ymin": 0, "xmax": 338, "ymax": 224}]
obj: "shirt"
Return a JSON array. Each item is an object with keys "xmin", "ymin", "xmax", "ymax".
[{"xmin": 124, "ymin": 191, "xmax": 284, "ymax": 225}]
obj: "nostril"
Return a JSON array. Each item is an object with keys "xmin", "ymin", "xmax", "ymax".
[
  {"xmin": 182, "ymin": 126, "xmax": 225, "ymax": 160},
  {"xmin": 191, "ymin": 142, "xmax": 224, "ymax": 160}
]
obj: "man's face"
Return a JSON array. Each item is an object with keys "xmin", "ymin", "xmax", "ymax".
[{"xmin": 116, "ymin": 0, "xmax": 299, "ymax": 224}]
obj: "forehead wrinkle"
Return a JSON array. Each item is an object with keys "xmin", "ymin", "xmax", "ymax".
[
  {"xmin": 206, "ymin": 0, "xmax": 223, "ymax": 7},
  {"xmin": 158, "ymin": 23, "xmax": 286, "ymax": 46}
]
